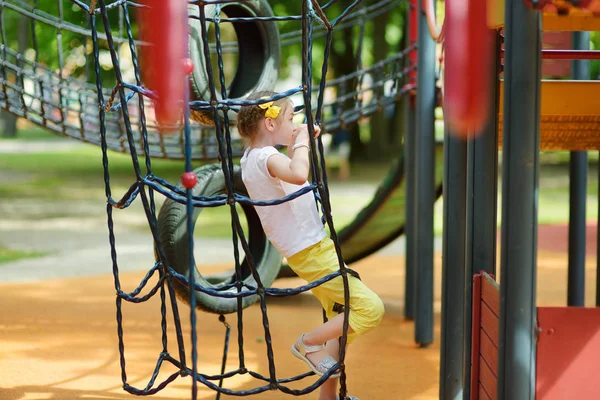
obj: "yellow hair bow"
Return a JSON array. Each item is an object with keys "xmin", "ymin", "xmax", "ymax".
[{"xmin": 258, "ymin": 99, "xmax": 281, "ymax": 119}]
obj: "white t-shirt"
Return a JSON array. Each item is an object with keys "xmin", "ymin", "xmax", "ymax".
[{"xmin": 240, "ymin": 146, "xmax": 326, "ymax": 258}]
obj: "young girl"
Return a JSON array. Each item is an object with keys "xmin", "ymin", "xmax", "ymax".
[{"xmin": 238, "ymin": 91, "xmax": 385, "ymax": 400}]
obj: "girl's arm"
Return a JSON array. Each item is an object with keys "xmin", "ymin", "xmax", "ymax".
[
  {"xmin": 267, "ymin": 146, "xmax": 310, "ymax": 185},
  {"xmin": 267, "ymin": 124, "xmax": 320, "ymax": 185}
]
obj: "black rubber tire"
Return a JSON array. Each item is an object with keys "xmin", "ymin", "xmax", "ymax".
[
  {"xmin": 156, "ymin": 164, "xmax": 282, "ymax": 314},
  {"xmin": 188, "ymin": 1, "xmax": 281, "ymax": 124}
]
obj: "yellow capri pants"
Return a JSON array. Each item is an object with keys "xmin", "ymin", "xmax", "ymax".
[{"xmin": 287, "ymin": 237, "xmax": 385, "ymax": 343}]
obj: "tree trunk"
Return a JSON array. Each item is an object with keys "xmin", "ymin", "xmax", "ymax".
[
  {"xmin": 388, "ymin": 20, "xmax": 410, "ymax": 154},
  {"xmin": 367, "ymin": 11, "xmax": 391, "ymax": 160},
  {"xmin": 389, "ymin": 95, "xmax": 406, "ymax": 153},
  {"xmin": 330, "ymin": 21, "xmax": 364, "ymax": 161},
  {"xmin": 0, "ymin": 110, "xmax": 18, "ymax": 137},
  {"xmin": 1, "ymin": 13, "xmax": 29, "ymax": 138}
]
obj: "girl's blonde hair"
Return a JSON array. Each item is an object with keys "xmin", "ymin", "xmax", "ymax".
[{"xmin": 237, "ymin": 91, "xmax": 288, "ymax": 139}]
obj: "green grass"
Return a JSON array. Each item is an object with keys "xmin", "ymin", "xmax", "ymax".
[
  {"xmin": 0, "ymin": 247, "xmax": 46, "ymax": 264},
  {"xmin": 431, "ymin": 157, "xmax": 600, "ymax": 235},
  {"xmin": 0, "ymin": 146, "xmax": 192, "ymax": 200},
  {"xmin": 2, "ymin": 133, "xmax": 596, "ymax": 240},
  {"xmin": 0, "ymin": 138, "xmax": 379, "ymax": 238},
  {"xmin": 3, "ymin": 126, "xmax": 63, "ymax": 140}
]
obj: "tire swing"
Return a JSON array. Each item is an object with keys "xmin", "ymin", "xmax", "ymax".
[
  {"xmin": 187, "ymin": 1, "xmax": 281, "ymax": 125},
  {"xmin": 157, "ymin": 164, "xmax": 282, "ymax": 314}
]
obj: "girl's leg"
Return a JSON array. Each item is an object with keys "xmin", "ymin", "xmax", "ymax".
[
  {"xmin": 304, "ymin": 313, "xmax": 352, "ymax": 345},
  {"xmin": 318, "ymin": 339, "xmax": 342, "ymax": 400},
  {"xmin": 301, "ymin": 313, "xmax": 353, "ymax": 368},
  {"xmin": 319, "ymin": 376, "xmax": 339, "ymax": 400}
]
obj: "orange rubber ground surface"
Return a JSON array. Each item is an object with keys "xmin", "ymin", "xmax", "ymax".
[{"xmin": 1, "ymin": 225, "xmax": 598, "ymax": 400}]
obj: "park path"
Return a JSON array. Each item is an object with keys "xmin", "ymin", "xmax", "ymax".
[{"xmin": 0, "ymin": 138, "xmax": 422, "ymax": 282}]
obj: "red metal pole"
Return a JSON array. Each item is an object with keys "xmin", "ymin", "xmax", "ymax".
[
  {"xmin": 542, "ymin": 49, "xmax": 600, "ymax": 60},
  {"xmin": 409, "ymin": 0, "xmax": 418, "ymax": 89},
  {"xmin": 139, "ymin": 0, "xmax": 189, "ymax": 127},
  {"xmin": 444, "ymin": 0, "xmax": 496, "ymax": 136},
  {"xmin": 501, "ymin": 48, "xmax": 600, "ymax": 60}
]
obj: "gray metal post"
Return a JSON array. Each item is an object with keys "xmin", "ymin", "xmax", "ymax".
[
  {"xmin": 469, "ymin": 33, "xmax": 500, "ymax": 280},
  {"xmin": 568, "ymin": 151, "xmax": 587, "ymax": 306},
  {"xmin": 461, "ymin": 32, "xmax": 501, "ymax": 400},
  {"xmin": 405, "ymin": 95, "xmax": 417, "ymax": 320},
  {"xmin": 414, "ymin": 0, "xmax": 436, "ymax": 346},
  {"xmin": 404, "ymin": 3, "xmax": 417, "ymax": 320},
  {"xmin": 568, "ymin": 32, "xmax": 590, "ymax": 307},
  {"xmin": 497, "ymin": 0, "xmax": 541, "ymax": 398},
  {"xmin": 440, "ymin": 33, "xmax": 500, "ymax": 399},
  {"xmin": 439, "ymin": 125, "xmax": 467, "ymax": 398}
]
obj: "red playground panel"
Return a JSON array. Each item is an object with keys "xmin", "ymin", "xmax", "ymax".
[
  {"xmin": 536, "ymin": 307, "xmax": 600, "ymax": 399},
  {"xmin": 471, "ymin": 274, "xmax": 600, "ymax": 400},
  {"xmin": 470, "ymin": 273, "xmax": 500, "ymax": 400}
]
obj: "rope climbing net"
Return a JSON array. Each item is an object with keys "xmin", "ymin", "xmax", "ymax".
[
  {"xmin": 0, "ymin": 0, "xmax": 414, "ymax": 160},
  {"xmin": 0, "ymin": 0, "xmax": 412, "ymax": 398}
]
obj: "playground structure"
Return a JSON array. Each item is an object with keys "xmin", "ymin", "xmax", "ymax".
[
  {"xmin": 0, "ymin": 0, "xmax": 440, "ymax": 315},
  {"xmin": 0, "ymin": 0, "xmax": 410, "ymax": 160},
  {"xmin": 0, "ymin": 0, "xmax": 434, "ymax": 310},
  {"xmin": 0, "ymin": 1, "xmax": 429, "ymax": 398},
  {"xmin": 1, "ymin": 0, "xmax": 600, "ymax": 399},
  {"xmin": 436, "ymin": 1, "xmax": 600, "ymax": 400}
]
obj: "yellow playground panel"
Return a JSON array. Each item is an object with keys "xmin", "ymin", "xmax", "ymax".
[
  {"xmin": 498, "ymin": 80, "xmax": 600, "ymax": 150},
  {"xmin": 487, "ymin": 0, "xmax": 600, "ymax": 150},
  {"xmin": 487, "ymin": 0, "xmax": 600, "ymax": 31}
]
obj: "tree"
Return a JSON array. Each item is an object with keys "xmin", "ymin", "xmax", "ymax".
[
  {"xmin": 1, "ymin": 10, "xmax": 28, "ymax": 137},
  {"xmin": 367, "ymin": 9, "xmax": 391, "ymax": 160}
]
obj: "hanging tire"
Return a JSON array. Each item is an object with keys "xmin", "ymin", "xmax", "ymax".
[
  {"xmin": 188, "ymin": 1, "xmax": 281, "ymax": 125},
  {"xmin": 156, "ymin": 164, "xmax": 282, "ymax": 314}
]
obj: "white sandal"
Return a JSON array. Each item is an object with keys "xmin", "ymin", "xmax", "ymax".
[{"xmin": 291, "ymin": 334, "xmax": 341, "ymax": 378}]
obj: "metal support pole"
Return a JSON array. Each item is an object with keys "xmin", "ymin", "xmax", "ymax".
[
  {"xmin": 414, "ymin": 0, "xmax": 436, "ymax": 347},
  {"xmin": 460, "ymin": 32, "xmax": 501, "ymax": 400},
  {"xmin": 568, "ymin": 153, "xmax": 587, "ymax": 306},
  {"xmin": 469, "ymin": 33, "xmax": 500, "ymax": 280},
  {"xmin": 405, "ymin": 96, "xmax": 417, "ymax": 320},
  {"xmin": 439, "ymin": 126, "xmax": 467, "ymax": 398},
  {"xmin": 568, "ymin": 31, "xmax": 590, "ymax": 307},
  {"xmin": 440, "ymin": 34, "xmax": 500, "ymax": 399},
  {"xmin": 405, "ymin": 0, "xmax": 418, "ymax": 321},
  {"xmin": 497, "ymin": 0, "xmax": 541, "ymax": 398}
]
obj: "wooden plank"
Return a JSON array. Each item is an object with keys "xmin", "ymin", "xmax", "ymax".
[
  {"xmin": 481, "ymin": 275, "xmax": 500, "ymax": 318},
  {"xmin": 479, "ymin": 356, "xmax": 498, "ymax": 400},
  {"xmin": 499, "ymin": 115, "xmax": 600, "ymax": 151},
  {"xmin": 470, "ymin": 274, "xmax": 483, "ymax": 400},
  {"xmin": 536, "ymin": 307, "xmax": 600, "ymax": 399},
  {"xmin": 543, "ymin": 12, "xmax": 600, "ymax": 32},
  {"xmin": 480, "ymin": 303, "xmax": 500, "ymax": 348},
  {"xmin": 479, "ymin": 385, "xmax": 493, "ymax": 400},
  {"xmin": 499, "ymin": 80, "xmax": 600, "ymax": 115},
  {"xmin": 499, "ymin": 116, "xmax": 600, "ymax": 151},
  {"xmin": 498, "ymin": 80, "xmax": 600, "ymax": 151},
  {"xmin": 488, "ymin": 7, "xmax": 600, "ymax": 31},
  {"xmin": 480, "ymin": 328, "xmax": 499, "ymax": 377}
]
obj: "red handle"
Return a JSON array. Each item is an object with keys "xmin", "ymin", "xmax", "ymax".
[
  {"xmin": 140, "ymin": 0, "xmax": 189, "ymax": 127},
  {"xmin": 443, "ymin": 0, "xmax": 495, "ymax": 136}
]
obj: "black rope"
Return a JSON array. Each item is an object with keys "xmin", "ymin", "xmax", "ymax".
[
  {"xmin": 0, "ymin": 0, "xmax": 410, "ymax": 161},
  {"xmin": 0, "ymin": 1, "xmax": 414, "ymax": 398}
]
